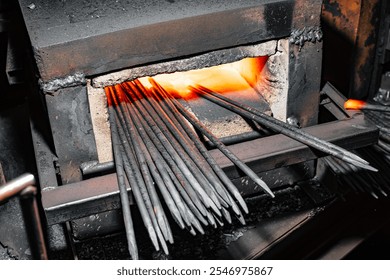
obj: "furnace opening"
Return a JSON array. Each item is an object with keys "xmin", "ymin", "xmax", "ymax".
[{"xmin": 88, "ymin": 40, "xmax": 290, "ymax": 163}]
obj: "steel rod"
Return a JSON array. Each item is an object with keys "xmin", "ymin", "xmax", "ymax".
[
  {"xmin": 120, "ymin": 146, "xmax": 162, "ymax": 251},
  {"xmin": 105, "ymin": 89, "xmax": 138, "ymax": 259},
  {"xmin": 110, "ymin": 88, "xmax": 170, "ymax": 253},
  {"xmin": 192, "ymin": 85, "xmax": 376, "ymax": 172},
  {"xmin": 116, "ymin": 115, "xmax": 170, "ymax": 252}
]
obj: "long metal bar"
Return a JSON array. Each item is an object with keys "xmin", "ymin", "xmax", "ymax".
[
  {"xmin": 345, "ymin": 101, "xmax": 390, "ymax": 112},
  {"xmin": 20, "ymin": 186, "xmax": 49, "ymax": 260},
  {"xmin": 122, "ymin": 100, "xmax": 189, "ymax": 230},
  {"xmin": 192, "ymin": 85, "xmax": 376, "ymax": 172},
  {"xmin": 105, "ymin": 89, "xmax": 138, "ymax": 259}
]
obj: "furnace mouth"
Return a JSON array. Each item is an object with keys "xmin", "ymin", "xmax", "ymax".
[{"xmin": 88, "ymin": 40, "xmax": 289, "ymax": 163}]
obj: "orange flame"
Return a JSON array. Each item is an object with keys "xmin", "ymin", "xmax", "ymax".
[
  {"xmin": 138, "ymin": 57, "xmax": 268, "ymax": 99},
  {"xmin": 344, "ymin": 99, "xmax": 366, "ymax": 110}
]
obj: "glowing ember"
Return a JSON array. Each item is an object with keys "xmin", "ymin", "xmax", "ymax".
[
  {"xmin": 344, "ymin": 99, "xmax": 366, "ymax": 110},
  {"xmin": 138, "ymin": 57, "xmax": 268, "ymax": 99}
]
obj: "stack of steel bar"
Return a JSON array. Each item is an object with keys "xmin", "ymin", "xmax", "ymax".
[
  {"xmin": 104, "ymin": 81, "xmax": 258, "ymax": 259},
  {"xmin": 323, "ymin": 101, "xmax": 390, "ymax": 198},
  {"xmin": 323, "ymin": 153, "xmax": 390, "ymax": 199},
  {"xmin": 105, "ymin": 80, "xmax": 379, "ymax": 259}
]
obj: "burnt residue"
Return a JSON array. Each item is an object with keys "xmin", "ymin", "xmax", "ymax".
[
  {"xmin": 40, "ymin": 72, "xmax": 86, "ymax": 93},
  {"xmin": 264, "ymin": 1, "xmax": 294, "ymax": 38},
  {"xmin": 290, "ymin": 26, "xmax": 323, "ymax": 49}
]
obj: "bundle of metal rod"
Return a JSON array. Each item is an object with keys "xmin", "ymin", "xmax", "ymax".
[
  {"xmin": 323, "ymin": 155, "xmax": 389, "ymax": 199},
  {"xmin": 147, "ymin": 79, "xmax": 274, "ymax": 199},
  {"xmin": 107, "ymin": 85, "xmax": 171, "ymax": 257},
  {"xmin": 190, "ymin": 85, "xmax": 376, "ymax": 172},
  {"xmin": 104, "ymin": 78, "xmax": 255, "ymax": 256}
]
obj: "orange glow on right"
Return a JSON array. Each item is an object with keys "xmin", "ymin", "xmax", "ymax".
[
  {"xmin": 138, "ymin": 56, "xmax": 268, "ymax": 100},
  {"xmin": 344, "ymin": 99, "xmax": 366, "ymax": 110}
]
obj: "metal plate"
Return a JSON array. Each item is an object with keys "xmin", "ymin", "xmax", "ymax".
[{"xmin": 18, "ymin": 0, "xmax": 295, "ymax": 82}]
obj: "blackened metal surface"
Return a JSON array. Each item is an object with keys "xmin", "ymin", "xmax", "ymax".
[
  {"xmin": 71, "ymin": 210, "xmax": 125, "ymax": 241},
  {"xmin": 45, "ymin": 85, "xmax": 98, "ymax": 184},
  {"xmin": 222, "ymin": 209, "xmax": 312, "ymax": 259},
  {"xmin": 92, "ymin": 41, "xmax": 278, "ymax": 88},
  {"xmin": 287, "ymin": 0, "xmax": 323, "ymax": 127},
  {"xmin": 42, "ymin": 173, "xmax": 132, "ymax": 225},
  {"xmin": 18, "ymin": 0, "xmax": 294, "ymax": 82},
  {"xmin": 259, "ymin": 194, "xmax": 390, "ymax": 259}
]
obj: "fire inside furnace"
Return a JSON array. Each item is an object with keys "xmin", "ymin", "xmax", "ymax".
[
  {"xmin": 134, "ymin": 56, "xmax": 272, "ymax": 139},
  {"xmin": 138, "ymin": 56, "xmax": 269, "ymax": 100}
]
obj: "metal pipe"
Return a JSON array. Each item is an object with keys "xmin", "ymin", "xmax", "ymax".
[
  {"xmin": 192, "ymin": 85, "xmax": 376, "ymax": 172},
  {"xmin": 19, "ymin": 186, "xmax": 48, "ymax": 260}
]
